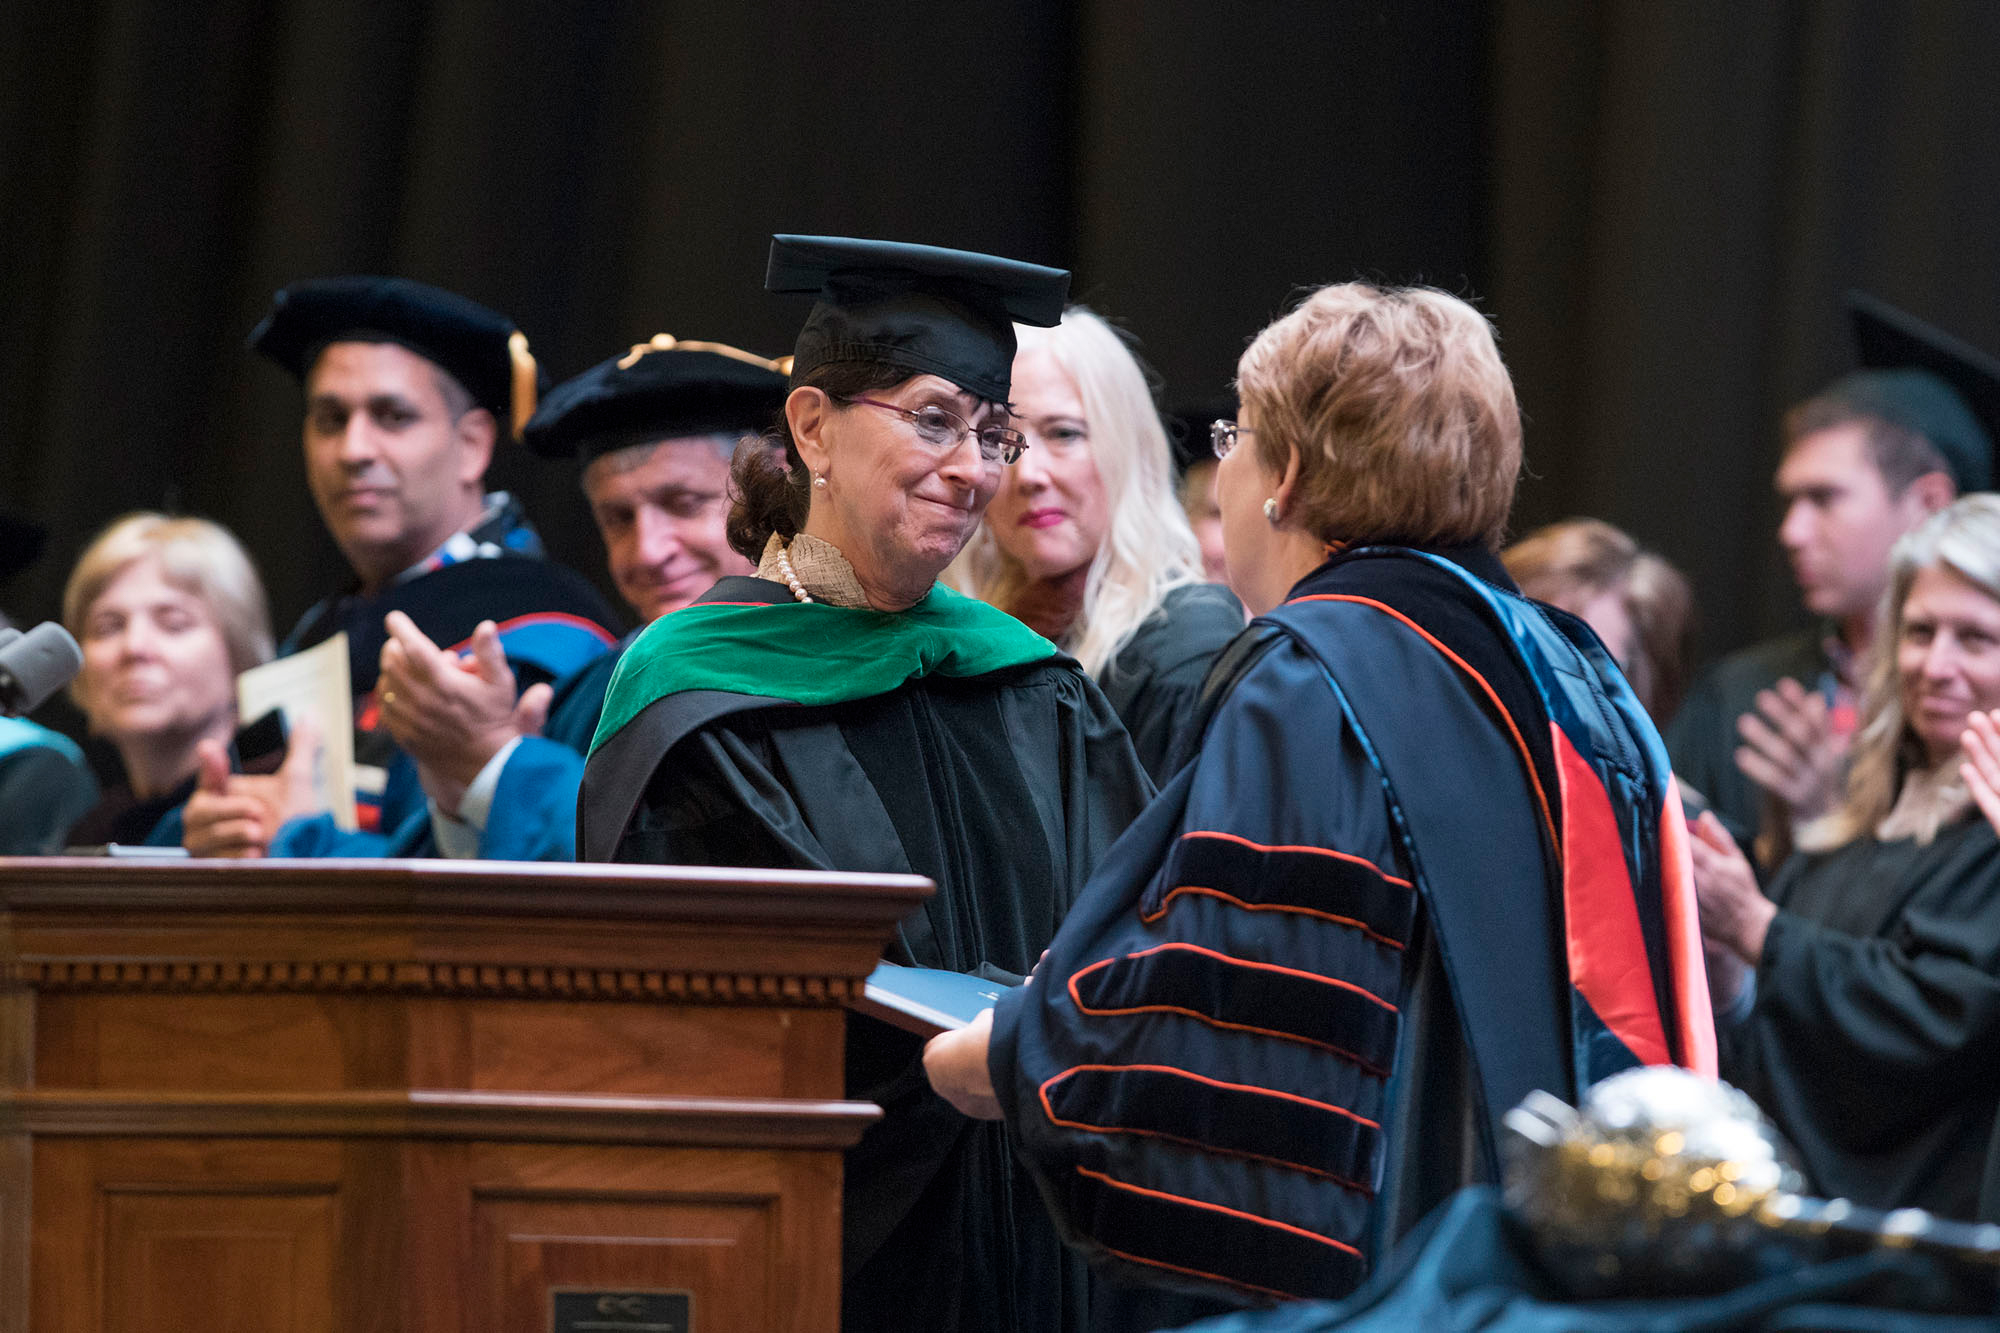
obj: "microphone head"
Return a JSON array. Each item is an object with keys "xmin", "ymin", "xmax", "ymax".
[
  {"xmin": 0, "ymin": 620, "xmax": 84, "ymax": 717},
  {"xmin": 0, "ymin": 627, "xmax": 20, "ymax": 652}
]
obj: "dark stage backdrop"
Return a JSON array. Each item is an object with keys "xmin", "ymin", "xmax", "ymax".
[{"xmin": 4, "ymin": 1, "xmax": 1999, "ymax": 729}]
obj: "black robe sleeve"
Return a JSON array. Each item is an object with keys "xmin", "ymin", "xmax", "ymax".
[
  {"xmin": 1096, "ymin": 582, "xmax": 1246, "ymax": 782},
  {"xmin": 1721, "ymin": 819, "xmax": 2000, "ymax": 1215},
  {"xmin": 991, "ymin": 630, "xmax": 1484, "ymax": 1314}
]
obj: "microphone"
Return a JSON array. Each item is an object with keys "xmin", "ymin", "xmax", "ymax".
[{"xmin": 0, "ymin": 621, "xmax": 84, "ymax": 717}]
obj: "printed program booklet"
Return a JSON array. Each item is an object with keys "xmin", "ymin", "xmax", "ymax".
[{"xmin": 234, "ymin": 631, "xmax": 358, "ymax": 830}]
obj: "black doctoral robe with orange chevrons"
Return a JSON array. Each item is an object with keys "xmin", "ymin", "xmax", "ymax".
[{"xmin": 992, "ymin": 545, "xmax": 1714, "ymax": 1329}]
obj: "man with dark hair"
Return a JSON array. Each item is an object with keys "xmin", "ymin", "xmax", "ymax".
[
  {"xmin": 180, "ymin": 277, "xmax": 620, "ymax": 856},
  {"xmin": 1667, "ymin": 294, "xmax": 2000, "ymax": 850},
  {"xmin": 369, "ymin": 335, "xmax": 787, "ymax": 860}
]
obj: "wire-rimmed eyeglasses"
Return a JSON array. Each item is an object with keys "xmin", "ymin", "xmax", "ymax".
[
  {"xmin": 838, "ymin": 396, "xmax": 1028, "ymax": 465},
  {"xmin": 1210, "ymin": 420, "xmax": 1256, "ymax": 459}
]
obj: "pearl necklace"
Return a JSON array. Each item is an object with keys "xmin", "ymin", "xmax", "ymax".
[{"xmin": 774, "ymin": 541, "xmax": 814, "ymax": 604}]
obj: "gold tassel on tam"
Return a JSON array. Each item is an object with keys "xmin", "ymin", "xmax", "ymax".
[
  {"xmin": 508, "ymin": 330, "xmax": 537, "ymax": 438},
  {"xmin": 616, "ymin": 332, "xmax": 790, "ymax": 375}
]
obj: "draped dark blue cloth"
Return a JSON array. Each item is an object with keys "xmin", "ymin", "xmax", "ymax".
[{"xmin": 992, "ymin": 546, "xmax": 1710, "ymax": 1324}]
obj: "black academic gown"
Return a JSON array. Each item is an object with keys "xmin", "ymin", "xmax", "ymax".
[
  {"xmin": 1722, "ymin": 813, "xmax": 2000, "ymax": 1219},
  {"xmin": 580, "ymin": 574, "xmax": 1155, "ymax": 1333},
  {"xmin": 1095, "ymin": 581, "xmax": 1245, "ymax": 783},
  {"xmin": 66, "ymin": 777, "xmax": 191, "ymax": 847}
]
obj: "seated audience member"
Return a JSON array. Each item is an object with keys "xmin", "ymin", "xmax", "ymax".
[
  {"xmin": 181, "ymin": 277, "xmax": 619, "ymax": 857},
  {"xmin": 1669, "ymin": 294, "xmax": 1999, "ymax": 858},
  {"xmin": 62, "ymin": 514, "xmax": 272, "ymax": 846},
  {"xmin": 581, "ymin": 236, "xmax": 1156, "ymax": 1333},
  {"xmin": 374, "ymin": 335, "xmax": 788, "ymax": 860},
  {"xmin": 1503, "ymin": 518, "xmax": 1696, "ymax": 722},
  {"xmin": 949, "ymin": 308, "xmax": 1243, "ymax": 778},
  {"xmin": 1691, "ymin": 494, "xmax": 2000, "ymax": 1221},
  {"xmin": 925, "ymin": 283, "xmax": 1713, "ymax": 1327},
  {"xmin": 0, "ymin": 511, "xmax": 97, "ymax": 852}
]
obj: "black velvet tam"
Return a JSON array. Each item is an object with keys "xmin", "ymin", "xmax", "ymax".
[
  {"xmin": 248, "ymin": 276, "xmax": 537, "ymax": 436},
  {"xmin": 766, "ymin": 234, "xmax": 1069, "ymax": 403},
  {"xmin": 524, "ymin": 336, "xmax": 790, "ymax": 461},
  {"xmin": 1843, "ymin": 289, "xmax": 2000, "ymax": 493}
]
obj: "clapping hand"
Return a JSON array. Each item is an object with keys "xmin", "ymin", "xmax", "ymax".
[
  {"xmin": 377, "ymin": 611, "xmax": 550, "ymax": 814},
  {"xmin": 1687, "ymin": 810, "xmax": 1776, "ymax": 968},
  {"xmin": 181, "ymin": 717, "xmax": 324, "ymax": 858},
  {"xmin": 1961, "ymin": 710, "xmax": 2000, "ymax": 836},
  {"xmin": 1734, "ymin": 677, "xmax": 1847, "ymax": 825}
]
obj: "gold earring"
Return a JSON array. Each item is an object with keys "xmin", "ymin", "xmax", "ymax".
[{"xmin": 1263, "ymin": 497, "xmax": 1280, "ymax": 525}]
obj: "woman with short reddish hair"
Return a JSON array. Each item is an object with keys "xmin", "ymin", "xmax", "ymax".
[{"xmin": 927, "ymin": 283, "xmax": 1713, "ymax": 1327}]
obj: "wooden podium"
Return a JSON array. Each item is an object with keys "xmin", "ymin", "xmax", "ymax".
[{"xmin": 0, "ymin": 857, "xmax": 931, "ymax": 1333}]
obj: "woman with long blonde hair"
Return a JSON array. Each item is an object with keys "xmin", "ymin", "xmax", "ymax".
[
  {"xmin": 1692, "ymin": 493, "xmax": 2000, "ymax": 1219},
  {"xmin": 952, "ymin": 307, "xmax": 1242, "ymax": 778}
]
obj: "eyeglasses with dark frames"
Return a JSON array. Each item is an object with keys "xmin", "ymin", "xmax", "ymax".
[{"xmin": 837, "ymin": 395, "xmax": 1029, "ymax": 465}]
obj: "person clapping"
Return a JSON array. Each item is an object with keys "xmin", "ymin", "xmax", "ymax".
[{"xmin": 1692, "ymin": 493, "xmax": 2000, "ymax": 1220}]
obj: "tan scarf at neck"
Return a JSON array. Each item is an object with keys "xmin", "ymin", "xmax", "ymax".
[
  {"xmin": 1874, "ymin": 755, "xmax": 1974, "ymax": 846},
  {"xmin": 756, "ymin": 532, "xmax": 872, "ymax": 609}
]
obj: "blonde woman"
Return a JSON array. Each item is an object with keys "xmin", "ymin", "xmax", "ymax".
[
  {"xmin": 63, "ymin": 513, "xmax": 272, "ymax": 845},
  {"xmin": 1692, "ymin": 493, "xmax": 2000, "ymax": 1220},
  {"xmin": 953, "ymin": 307, "xmax": 1243, "ymax": 778}
]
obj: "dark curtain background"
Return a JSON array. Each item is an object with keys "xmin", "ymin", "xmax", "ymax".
[
  {"xmin": 4, "ymin": 0, "xmax": 1999, "ymax": 744},
  {"xmin": 1493, "ymin": 0, "xmax": 2000, "ymax": 650}
]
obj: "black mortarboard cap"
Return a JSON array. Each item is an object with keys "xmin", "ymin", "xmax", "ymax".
[
  {"xmin": 524, "ymin": 335, "xmax": 791, "ymax": 461},
  {"xmin": 1840, "ymin": 290, "xmax": 2000, "ymax": 493},
  {"xmin": 248, "ymin": 276, "xmax": 540, "ymax": 439},
  {"xmin": 766, "ymin": 235, "xmax": 1070, "ymax": 403}
]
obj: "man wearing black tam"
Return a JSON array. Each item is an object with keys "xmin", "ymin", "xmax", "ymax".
[
  {"xmin": 580, "ymin": 238, "xmax": 1154, "ymax": 1332},
  {"xmin": 369, "ymin": 335, "xmax": 787, "ymax": 860},
  {"xmin": 181, "ymin": 276, "xmax": 619, "ymax": 857},
  {"xmin": 1668, "ymin": 293, "xmax": 2000, "ymax": 860}
]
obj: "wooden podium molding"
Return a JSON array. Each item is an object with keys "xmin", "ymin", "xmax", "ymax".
[{"xmin": 0, "ymin": 857, "xmax": 932, "ymax": 1333}]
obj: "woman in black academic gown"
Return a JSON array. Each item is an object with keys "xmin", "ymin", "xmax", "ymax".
[
  {"xmin": 578, "ymin": 237, "xmax": 1154, "ymax": 1333},
  {"xmin": 949, "ymin": 307, "xmax": 1244, "ymax": 780},
  {"xmin": 1692, "ymin": 493, "xmax": 2000, "ymax": 1220}
]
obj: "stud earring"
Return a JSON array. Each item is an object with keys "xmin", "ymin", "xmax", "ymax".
[{"xmin": 1263, "ymin": 497, "xmax": 1280, "ymax": 525}]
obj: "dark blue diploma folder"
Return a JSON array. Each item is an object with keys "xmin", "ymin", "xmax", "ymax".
[{"xmin": 852, "ymin": 962, "xmax": 1013, "ymax": 1038}]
